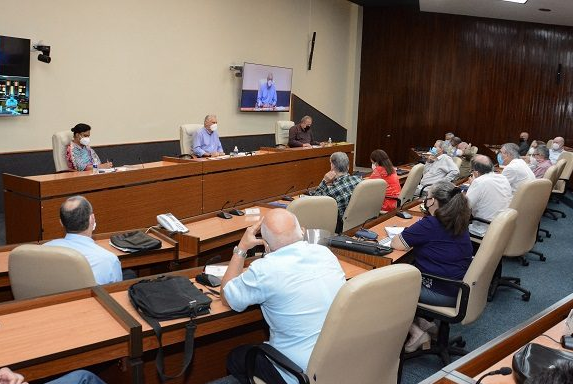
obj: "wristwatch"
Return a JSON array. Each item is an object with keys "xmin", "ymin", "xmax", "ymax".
[{"xmin": 233, "ymin": 246, "xmax": 248, "ymax": 258}]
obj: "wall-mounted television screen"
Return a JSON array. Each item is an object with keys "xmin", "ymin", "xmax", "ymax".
[
  {"xmin": 0, "ymin": 35, "xmax": 30, "ymax": 116},
  {"xmin": 240, "ymin": 62, "xmax": 292, "ymax": 112}
]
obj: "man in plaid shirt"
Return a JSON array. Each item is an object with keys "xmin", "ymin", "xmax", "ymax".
[{"xmin": 311, "ymin": 152, "xmax": 362, "ymax": 233}]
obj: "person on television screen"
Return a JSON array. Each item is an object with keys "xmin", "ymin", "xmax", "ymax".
[
  {"xmin": 256, "ymin": 73, "xmax": 277, "ymax": 109},
  {"xmin": 193, "ymin": 114, "xmax": 224, "ymax": 157},
  {"xmin": 5, "ymin": 94, "xmax": 18, "ymax": 112},
  {"xmin": 66, "ymin": 123, "xmax": 113, "ymax": 172},
  {"xmin": 288, "ymin": 116, "xmax": 319, "ymax": 148}
]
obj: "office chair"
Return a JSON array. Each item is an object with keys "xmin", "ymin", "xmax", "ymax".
[
  {"xmin": 544, "ymin": 158, "xmax": 567, "ymax": 220},
  {"xmin": 9, "ymin": 244, "xmax": 96, "ymax": 300},
  {"xmin": 287, "ymin": 196, "xmax": 338, "ymax": 234},
  {"xmin": 404, "ymin": 209, "xmax": 518, "ymax": 366},
  {"xmin": 275, "ymin": 121, "xmax": 294, "ymax": 146},
  {"xmin": 387, "ymin": 163, "xmax": 424, "ymax": 209},
  {"xmin": 342, "ymin": 179, "xmax": 387, "ymax": 232},
  {"xmin": 245, "ymin": 264, "xmax": 421, "ymax": 384},
  {"xmin": 549, "ymin": 151, "xmax": 573, "ymax": 218},
  {"xmin": 179, "ymin": 124, "xmax": 203, "ymax": 156},
  {"xmin": 470, "ymin": 146, "xmax": 478, "ymax": 155},
  {"xmin": 488, "ymin": 179, "xmax": 552, "ymax": 301},
  {"xmin": 452, "ymin": 156, "xmax": 462, "ymax": 170},
  {"xmin": 52, "ymin": 131, "xmax": 74, "ymax": 172}
]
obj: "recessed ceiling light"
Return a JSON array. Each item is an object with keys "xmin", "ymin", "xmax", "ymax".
[{"xmin": 502, "ymin": 0, "xmax": 528, "ymax": 3}]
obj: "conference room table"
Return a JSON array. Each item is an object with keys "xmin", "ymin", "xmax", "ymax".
[{"xmin": 3, "ymin": 144, "xmax": 354, "ymax": 244}]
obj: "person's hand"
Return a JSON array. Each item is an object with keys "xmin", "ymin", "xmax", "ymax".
[
  {"xmin": 302, "ymin": 143, "xmax": 312, "ymax": 148},
  {"xmin": 427, "ymin": 155, "xmax": 437, "ymax": 163},
  {"xmin": 237, "ymin": 218, "xmax": 265, "ymax": 252},
  {"xmin": 202, "ymin": 153, "xmax": 212, "ymax": 158},
  {"xmin": 323, "ymin": 170, "xmax": 337, "ymax": 185},
  {"xmin": 100, "ymin": 162, "xmax": 113, "ymax": 169},
  {"xmin": 0, "ymin": 367, "xmax": 28, "ymax": 384}
]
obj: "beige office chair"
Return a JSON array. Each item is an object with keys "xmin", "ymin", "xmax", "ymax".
[
  {"xmin": 470, "ymin": 146, "xmax": 478, "ymax": 155},
  {"xmin": 389, "ymin": 163, "xmax": 424, "ymax": 208},
  {"xmin": 342, "ymin": 179, "xmax": 387, "ymax": 232},
  {"xmin": 548, "ymin": 152, "xmax": 573, "ymax": 218},
  {"xmin": 246, "ymin": 264, "xmax": 421, "ymax": 384},
  {"xmin": 405, "ymin": 209, "xmax": 518, "ymax": 366},
  {"xmin": 488, "ymin": 179, "xmax": 552, "ymax": 301},
  {"xmin": 544, "ymin": 158, "xmax": 567, "ymax": 220},
  {"xmin": 275, "ymin": 121, "xmax": 294, "ymax": 146},
  {"xmin": 9, "ymin": 244, "xmax": 96, "ymax": 300},
  {"xmin": 546, "ymin": 139, "xmax": 553, "ymax": 149},
  {"xmin": 452, "ymin": 156, "xmax": 462, "ymax": 170},
  {"xmin": 52, "ymin": 131, "xmax": 74, "ymax": 172},
  {"xmin": 179, "ymin": 124, "xmax": 203, "ymax": 156},
  {"xmin": 287, "ymin": 196, "xmax": 338, "ymax": 233}
]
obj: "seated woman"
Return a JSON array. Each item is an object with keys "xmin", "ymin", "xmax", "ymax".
[
  {"xmin": 391, "ymin": 181, "xmax": 473, "ymax": 352},
  {"xmin": 365, "ymin": 149, "xmax": 401, "ymax": 211},
  {"xmin": 66, "ymin": 123, "xmax": 112, "ymax": 171}
]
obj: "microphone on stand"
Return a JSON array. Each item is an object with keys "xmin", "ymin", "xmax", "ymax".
[
  {"xmin": 138, "ymin": 156, "xmax": 145, "ymax": 169},
  {"xmin": 282, "ymin": 186, "xmax": 295, "ymax": 201},
  {"xmin": 217, "ymin": 201, "xmax": 233, "ymax": 219},
  {"xmin": 195, "ymin": 255, "xmax": 222, "ymax": 288},
  {"xmin": 229, "ymin": 200, "xmax": 245, "ymax": 216},
  {"xmin": 475, "ymin": 367, "xmax": 512, "ymax": 384},
  {"xmin": 303, "ymin": 181, "xmax": 315, "ymax": 196}
]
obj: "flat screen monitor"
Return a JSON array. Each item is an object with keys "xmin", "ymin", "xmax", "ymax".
[
  {"xmin": 240, "ymin": 62, "xmax": 292, "ymax": 112},
  {"xmin": 0, "ymin": 35, "xmax": 30, "ymax": 116}
]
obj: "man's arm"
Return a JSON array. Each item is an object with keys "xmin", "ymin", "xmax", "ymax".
[
  {"xmin": 193, "ymin": 130, "xmax": 207, "ymax": 157},
  {"xmin": 220, "ymin": 219, "xmax": 265, "ymax": 308}
]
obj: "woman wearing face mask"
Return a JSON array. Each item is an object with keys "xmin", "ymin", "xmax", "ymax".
[
  {"xmin": 66, "ymin": 123, "xmax": 113, "ymax": 171},
  {"xmin": 391, "ymin": 181, "xmax": 473, "ymax": 352},
  {"xmin": 365, "ymin": 149, "xmax": 401, "ymax": 211}
]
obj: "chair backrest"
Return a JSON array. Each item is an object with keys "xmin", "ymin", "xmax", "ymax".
[
  {"xmin": 398, "ymin": 163, "xmax": 424, "ymax": 205},
  {"xmin": 555, "ymin": 151, "xmax": 573, "ymax": 193},
  {"xmin": 287, "ymin": 196, "xmax": 338, "ymax": 233},
  {"xmin": 9, "ymin": 244, "xmax": 97, "ymax": 300},
  {"xmin": 275, "ymin": 121, "xmax": 294, "ymax": 146},
  {"xmin": 52, "ymin": 131, "xmax": 73, "ymax": 172},
  {"xmin": 504, "ymin": 179, "xmax": 552, "ymax": 257},
  {"xmin": 462, "ymin": 209, "xmax": 518, "ymax": 325},
  {"xmin": 542, "ymin": 163, "xmax": 560, "ymax": 187},
  {"xmin": 546, "ymin": 139, "xmax": 553, "ymax": 149},
  {"xmin": 470, "ymin": 146, "xmax": 478, "ymax": 155},
  {"xmin": 452, "ymin": 156, "xmax": 462, "ymax": 170},
  {"xmin": 179, "ymin": 124, "xmax": 203, "ymax": 155},
  {"xmin": 342, "ymin": 179, "xmax": 387, "ymax": 232},
  {"xmin": 306, "ymin": 264, "xmax": 421, "ymax": 384}
]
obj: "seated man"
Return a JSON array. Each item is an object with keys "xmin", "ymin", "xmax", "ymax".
[
  {"xmin": 418, "ymin": 140, "xmax": 459, "ymax": 193},
  {"xmin": 310, "ymin": 151, "xmax": 362, "ymax": 232},
  {"xmin": 466, "ymin": 155, "xmax": 512, "ymax": 238},
  {"xmin": 0, "ymin": 367, "xmax": 106, "ymax": 384},
  {"xmin": 499, "ymin": 142, "xmax": 535, "ymax": 194},
  {"xmin": 447, "ymin": 136, "xmax": 462, "ymax": 157},
  {"xmin": 288, "ymin": 116, "xmax": 319, "ymax": 148},
  {"xmin": 443, "ymin": 132, "xmax": 455, "ymax": 155},
  {"xmin": 222, "ymin": 209, "xmax": 346, "ymax": 384},
  {"xmin": 193, "ymin": 114, "xmax": 224, "ymax": 157},
  {"xmin": 517, "ymin": 131, "xmax": 530, "ymax": 156},
  {"xmin": 531, "ymin": 145, "xmax": 552, "ymax": 178},
  {"xmin": 455, "ymin": 141, "xmax": 474, "ymax": 178},
  {"xmin": 45, "ymin": 196, "xmax": 122, "ymax": 285},
  {"xmin": 549, "ymin": 136, "xmax": 565, "ymax": 164},
  {"xmin": 256, "ymin": 72, "xmax": 277, "ymax": 108}
]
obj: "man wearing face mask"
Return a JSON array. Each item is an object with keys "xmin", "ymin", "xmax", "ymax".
[
  {"xmin": 193, "ymin": 114, "xmax": 224, "ymax": 157},
  {"xmin": 517, "ymin": 132, "xmax": 530, "ymax": 156},
  {"xmin": 66, "ymin": 123, "xmax": 113, "ymax": 171},
  {"xmin": 455, "ymin": 141, "xmax": 474, "ymax": 178},
  {"xmin": 288, "ymin": 116, "xmax": 319, "ymax": 148},
  {"xmin": 418, "ymin": 140, "xmax": 459, "ymax": 195},
  {"xmin": 531, "ymin": 145, "xmax": 553, "ymax": 178},
  {"xmin": 498, "ymin": 143, "xmax": 535, "ymax": 194},
  {"xmin": 256, "ymin": 73, "xmax": 277, "ymax": 109},
  {"xmin": 549, "ymin": 136, "xmax": 565, "ymax": 164},
  {"xmin": 44, "ymin": 196, "xmax": 122, "ymax": 285},
  {"xmin": 222, "ymin": 209, "xmax": 346, "ymax": 384}
]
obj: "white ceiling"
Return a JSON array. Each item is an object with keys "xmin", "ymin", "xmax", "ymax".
[{"xmin": 419, "ymin": 0, "xmax": 573, "ymax": 27}]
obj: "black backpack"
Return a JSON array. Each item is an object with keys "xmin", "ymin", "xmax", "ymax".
[{"xmin": 128, "ymin": 275, "xmax": 212, "ymax": 381}]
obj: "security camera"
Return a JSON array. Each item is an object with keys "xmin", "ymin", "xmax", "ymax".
[{"xmin": 33, "ymin": 44, "xmax": 51, "ymax": 63}]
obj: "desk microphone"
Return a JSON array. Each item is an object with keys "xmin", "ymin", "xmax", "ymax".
[
  {"xmin": 229, "ymin": 200, "xmax": 245, "ymax": 216},
  {"xmin": 475, "ymin": 367, "xmax": 512, "ymax": 384},
  {"xmin": 138, "ymin": 156, "xmax": 145, "ymax": 169},
  {"xmin": 355, "ymin": 217, "xmax": 379, "ymax": 241},
  {"xmin": 217, "ymin": 200, "xmax": 233, "ymax": 219},
  {"xmin": 195, "ymin": 255, "xmax": 222, "ymax": 288},
  {"xmin": 282, "ymin": 186, "xmax": 295, "ymax": 201},
  {"xmin": 303, "ymin": 181, "xmax": 315, "ymax": 196}
]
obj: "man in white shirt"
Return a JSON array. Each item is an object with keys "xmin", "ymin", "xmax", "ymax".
[
  {"xmin": 499, "ymin": 143, "xmax": 535, "ymax": 194},
  {"xmin": 418, "ymin": 140, "xmax": 460, "ymax": 195},
  {"xmin": 466, "ymin": 155, "xmax": 512, "ymax": 238},
  {"xmin": 45, "ymin": 196, "xmax": 123, "ymax": 285},
  {"xmin": 549, "ymin": 136, "xmax": 565, "ymax": 164},
  {"xmin": 222, "ymin": 209, "xmax": 346, "ymax": 384}
]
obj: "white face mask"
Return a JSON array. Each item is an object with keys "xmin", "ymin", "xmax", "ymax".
[
  {"xmin": 267, "ymin": 80, "xmax": 272, "ymax": 87},
  {"xmin": 530, "ymin": 157, "xmax": 537, "ymax": 167},
  {"xmin": 552, "ymin": 143, "xmax": 560, "ymax": 150},
  {"xmin": 79, "ymin": 137, "xmax": 90, "ymax": 146},
  {"xmin": 92, "ymin": 220, "xmax": 97, "ymax": 231},
  {"xmin": 455, "ymin": 149, "xmax": 463, "ymax": 157},
  {"xmin": 209, "ymin": 123, "xmax": 218, "ymax": 131},
  {"xmin": 371, "ymin": 163, "xmax": 377, "ymax": 171},
  {"xmin": 528, "ymin": 147, "xmax": 535, "ymax": 155}
]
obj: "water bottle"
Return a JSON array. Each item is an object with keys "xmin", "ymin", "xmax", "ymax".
[
  {"xmin": 92, "ymin": 163, "xmax": 98, "ymax": 174},
  {"xmin": 233, "ymin": 146, "xmax": 239, "ymax": 156},
  {"xmin": 328, "ymin": 137, "xmax": 332, "ymax": 146}
]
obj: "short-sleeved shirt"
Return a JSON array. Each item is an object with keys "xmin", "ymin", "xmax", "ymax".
[
  {"xmin": 466, "ymin": 172, "xmax": 512, "ymax": 237},
  {"xmin": 397, "ymin": 216, "xmax": 472, "ymax": 297},
  {"xmin": 502, "ymin": 158, "xmax": 535, "ymax": 194},
  {"xmin": 367, "ymin": 166, "xmax": 401, "ymax": 211},
  {"xmin": 45, "ymin": 233, "xmax": 123, "ymax": 285},
  {"xmin": 223, "ymin": 241, "xmax": 346, "ymax": 384},
  {"xmin": 193, "ymin": 127, "xmax": 224, "ymax": 157}
]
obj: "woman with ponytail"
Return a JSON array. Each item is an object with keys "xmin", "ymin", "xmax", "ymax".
[{"xmin": 391, "ymin": 180, "xmax": 472, "ymax": 352}]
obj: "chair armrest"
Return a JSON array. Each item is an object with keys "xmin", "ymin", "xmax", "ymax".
[
  {"xmin": 246, "ymin": 344, "xmax": 309, "ymax": 384},
  {"xmin": 419, "ymin": 184, "xmax": 432, "ymax": 197},
  {"xmin": 416, "ymin": 272, "xmax": 471, "ymax": 324},
  {"xmin": 469, "ymin": 216, "xmax": 491, "ymax": 225}
]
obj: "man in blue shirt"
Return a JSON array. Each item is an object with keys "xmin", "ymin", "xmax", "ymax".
[
  {"xmin": 256, "ymin": 73, "xmax": 277, "ymax": 108},
  {"xmin": 222, "ymin": 209, "xmax": 346, "ymax": 384},
  {"xmin": 193, "ymin": 114, "xmax": 224, "ymax": 157},
  {"xmin": 44, "ymin": 196, "xmax": 122, "ymax": 285}
]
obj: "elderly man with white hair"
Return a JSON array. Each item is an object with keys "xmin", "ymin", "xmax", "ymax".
[
  {"xmin": 418, "ymin": 140, "xmax": 459, "ymax": 195},
  {"xmin": 222, "ymin": 209, "xmax": 346, "ymax": 384},
  {"xmin": 498, "ymin": 142, "xmax": 535, "ymax": 194},
  {"xmin": 549, "ymin": 136, "xmax": 565, "ymax": 164},
  {"xmin": 192, "ymin": 114, "xmax": 224, "ymax": 157}
]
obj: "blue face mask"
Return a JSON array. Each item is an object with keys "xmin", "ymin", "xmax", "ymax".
[
  {"xmin": 497, "ymin": 152, "xmax": 504, "ymax": 166},
  {"xmin": 429, "ymin": 147, "xmax": 438, "ymax": 156}
]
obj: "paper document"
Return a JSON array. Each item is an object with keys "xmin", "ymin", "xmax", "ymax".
[
  {"xmin": 245, "ymin": 208, "xmax": 261, "ymax": 215},
  {"xmin": 385, "ymin": 226, "xmax": 405, "ymax": 239},
  {"xmin": 205, "ymin": 265, "xmax": 228, "ymax": 278}
]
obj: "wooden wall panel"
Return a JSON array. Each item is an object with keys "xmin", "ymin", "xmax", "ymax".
[{"xmin": 357, "ymin": 6, "xmax": 573, "ymax": 166}]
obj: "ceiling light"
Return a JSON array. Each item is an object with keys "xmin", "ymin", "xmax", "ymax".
[{"xmin": 502, "ymin": 0, "xmax": 528, "ymax": 3}]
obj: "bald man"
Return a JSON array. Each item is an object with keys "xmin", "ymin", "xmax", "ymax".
[
  {"xmin": 549, "ymin": 136, "xmax": 565, "ymax": 164},
  {"xmin": 222, "ymin": 209, "xmax": 346, "ymax": 384}
]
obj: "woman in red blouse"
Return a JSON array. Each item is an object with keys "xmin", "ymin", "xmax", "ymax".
[{"xmin": 365, "ymin": 149, "xmax": 402, "ymax": 211}]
